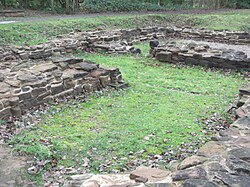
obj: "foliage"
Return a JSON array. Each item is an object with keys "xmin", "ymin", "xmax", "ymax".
[
  {"xmin": 228, "ymin": 0, "xmax": 250, "ymax": 8},
  {"xmin": 1, "ymin": 0, "xmax": 250, "ymax": 13},
  {"xmin": 81, "ymin": 0, "xmax": 164, "ymax": 12}
]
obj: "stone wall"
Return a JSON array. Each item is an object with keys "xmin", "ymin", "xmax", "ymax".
[
  {"xmin": 1, "ymin": 27, "xmax": 250, "ymax": 62},
  {"xmin": 0, "ymin": 56, "xmax": 126, "ymax": 120},
  {"xmin": 151, "ymin": 41, "xmax": 250, "ymax": 70},
  {"xmin": 165, "ymin": 27, "xmax": 250, "ymax": 45}
]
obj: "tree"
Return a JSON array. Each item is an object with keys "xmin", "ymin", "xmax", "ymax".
[{"xmin": 66, "ymin": 0, "xmax": 69, "ymax": 14}]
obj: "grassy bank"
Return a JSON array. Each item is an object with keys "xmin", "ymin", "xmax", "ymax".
[{"xmin": 0, "ymin": 9, "xmax": 249, "ymax": 45}]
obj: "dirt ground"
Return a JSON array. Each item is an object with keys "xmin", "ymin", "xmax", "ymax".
[{"xmin": 0, "ymin": 141, "xmax": 27, "ymax": 187}]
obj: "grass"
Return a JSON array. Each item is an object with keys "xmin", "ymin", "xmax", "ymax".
[
  {"xmin": 2, "ymin": 9, "xmax": 249, "ymax": 185},
  {"xmin": 0, "ymin": 9, "xmax": 250, "ymax": 45},
  {"xmin": 9, "ymin": 43, "xmax": 246, "ymax": 177}
]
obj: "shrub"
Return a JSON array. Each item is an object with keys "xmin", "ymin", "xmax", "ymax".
[
  {"xmin": 81, "ymin": 0, "xmax": 164, "ymax": 13},
  {"xmin": 228, "ymin": 0, "xmax": 250, "ymax": 8}
]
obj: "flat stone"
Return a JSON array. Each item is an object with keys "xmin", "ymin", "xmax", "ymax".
[
  {"xmin": 229, "ymin": 148, "xmax": 250, "ymax": 162},
  {"xmin": 52, "ymin": 57, "xmax": 83, "ymax": 64},
  {"xmin": 155, "ymin": 52, "xmax": 172, "ymax": 62},
  {"xmin": 232, "ymin": 137, "xmax": 250, "ymax": 149},
  {"xmin": 185, "ymin": 57, "xmax": 200, "ymax": 65},
  {"xmin": 130, "ymin": 166, "xmax": 170, "ymax": 183},
  {"xmin": 135, "ymin": 176, "xmax": 148, "ymax": 183},
  {"xmin": 232, "ymin": 116, "xmax": 250, "ymax": 130},
  {"xmin": 0, "ymin": 73, "xmax": 4, "ymax": 82},
  {"xmin": 62, "ymin": 69, "xmax": 88, "ymax": 79},
  {"xmin": 91, "ymin": 69, "xmax": 109, "ymax": 78},
  {"xmin": 73, "ymin": 71, "xmax": 89, "ymax": 79},
  {"xmin": 216, "ymin": 171, "xmax": 250, "ymax": 187},
  {"xmin": 17, "ymin": 73, "xmax": 37, "ymax": 83},
  {"xmin": 69, "ymin": 174, "xmax": 93, "ymax": 181},
  {"xmin": 198, "ymin": 141, "xmax": 227, "ymax": 157},
  {"xmin": 0, "ymin": 82, "xmax": 10, "ymax": 93},
  {"xmin": 81, "ymin": 174, "xmax": 136, "ymax": 187},
  {"xmin": 183, "ymin": 179, "xmax": 218, "ymax": 187},
  {"xmin": 237, "ymin": 95, "xmax": 250, "ymax": 107},
  {"xmin": 206, "ymin": 162, "xmax": 228, "ymax": 173},
  {"xmin": 178, "ymin": 156, "xmax": 207, "ymax": 170},
  {"xmin": 77, "ymin": 61, "xmax": 98, "ymax": 71},
  {"xmin": 30, "ymin": 62, "xmax": 57, "ymax": 73},
  {"xmin": 172, "ymin": 167, "xmax": 207, "ymax": 181},
  {"xmin": 4, "ymin": 79, "xmax": 21, "ymax": 88},
  {"xmin": 239, "ymin": 86, "xmax": 250, "ymax": 96},
  {"xmin": 51, "ymin": 83, "xmax": 64, "ymax": 95},
  {"xmin": 226, "ymin": 154, "xmax": 250, "ymax": 174},
  {"xmin": 147, "ymin": 183, "xmax": 170, "ymax": 187}
]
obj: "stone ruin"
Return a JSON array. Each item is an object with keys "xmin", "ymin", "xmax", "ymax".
[
  {"xmin": 0, "ymin": 26, "xmax": 250, "ymax": 187},
  {"xmin": 1, "ymin": 26, "xmax": 250, "ymax": 62},
  {"xmin": 0, "ymin": 56, "xmax": 127, "ymax": 120},
  {"xmin": 150, "ymin": 41, "xmax": 250, "ymax": 70}
]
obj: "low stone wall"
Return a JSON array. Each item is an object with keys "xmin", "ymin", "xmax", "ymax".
[
  {"xmin": 0, "ymin": 10, "xmax": 25, "ymax": 17},
  {"xmin": 166, "ymin": 27, "xmax": 250, "ymax": 45},
  {"xmin": 150, "ymin": 41, "xmax": 250, "ymax": 70},
  {"xmin": 0, "ymin": 56, "xmax": 126, "ymax": 120},
  {"xmin": 1, "ymin": 27, "xmax": 250, "ymax": 62},
  {"xmin": 64, "ymin": 84, "xmax": 250, "ymax": 187}
]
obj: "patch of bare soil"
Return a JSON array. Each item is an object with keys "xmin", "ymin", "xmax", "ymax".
[{"xmin": 0, "ymin": 141, "xmax": 27, "ymax": 187}]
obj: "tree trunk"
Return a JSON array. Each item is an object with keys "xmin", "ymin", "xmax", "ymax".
[
  {"xmin": 72, "ymin": 0, "xmax": 76, "ymax": 14},
  {"xmin": 2, "ymin": 0, "xmax": 6, "ymax": 7},
  {"xmin": 158, "ymin": 0, "xmax": 164, "ymax": 6},
  {"xmin": 66, "ymin": 0, "xmax": 70, "ymax": 14},
  {"xmin": 24, "ymin": 0, "xmax": 28, "ymax": 9},
  {"xmin": 51, "ymin": 0, "xmax": 55, "ymax": 13}
]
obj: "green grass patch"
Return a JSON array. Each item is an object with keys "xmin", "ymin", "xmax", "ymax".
[
  {"xmin": 1, "ymin": 10, "xmax": 250, "ymax": 45},
  {"xmin": 9, "ymin": 44, "xmax": 246, "ymax": 176}
]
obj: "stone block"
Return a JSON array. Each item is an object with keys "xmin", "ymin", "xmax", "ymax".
[
  {"xmin": 54, "ymin": 89, "xmax": 74, "ymax": 98},
  {"xmin": 0, "ymin": 82, "xmax": 11, "ymax": 94},
  {"xmin": 74, "ymin": 85, "xmax": 83, "ymax": 95},
  {"xmin": 0, "ymin": 107, "xmax": 11, "ymax": 119},
  {"xmin": 32, "ymin": 87, "xmax": 47, "ymax": 98},
  {"xmin": 1, "ymin": 99, "xmax": 10, "ymax": 108},
  {"xmin": 11, "ymin": 106, "xmax": 21, "ymax": 117},
  {"xmin": 172, "ymin": 167, "xmax": 207, "ymax": 181},
  {"xmin": 37, "ymin": 90, "xmax": 51, "ymax": 101},
  {"xmin": 76, "ymin": 61, "xmax": 98, "ymax": 71},
  {"xmin": 9, "ymin": 97, "xmax": 20, "ymax": 107},
  {"xmin": 51, "ymin": 83, "xmax": 64, "ymax": 95},
  {"xmin": 30, "ymin": 63, "xmax": 57, "ymax": 74},
  {"xmin": 52, "ymin": 57, "xmax": 83, "ymax": 64},
  {"xmin": 178, "ymin": 156, "xmax": 207, "ymax": 170},
  {"xmin": 99, "ymin": 76, "xmax": 110, "ymax": 87},
  {"xmin": 15, "ymin": 90, "xmax": 32, "ymax": 101},
  {"xmin": 155, "ymin": 52, "xmax": 172, "ymax": 62},
  {"xmin": 73, "ymin": 71, "xmax": 89, "ymax": 79},
  {"xmin": 185, "ymin": 57, "xmax": 200, "ymax": 65},
  {"xmin": 63, "ymin": 79, "xmax": 75, "ymax": 89},
  {"xmin": 0, "ymin": 101, "xmax": 4, "ymax": 110}
]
